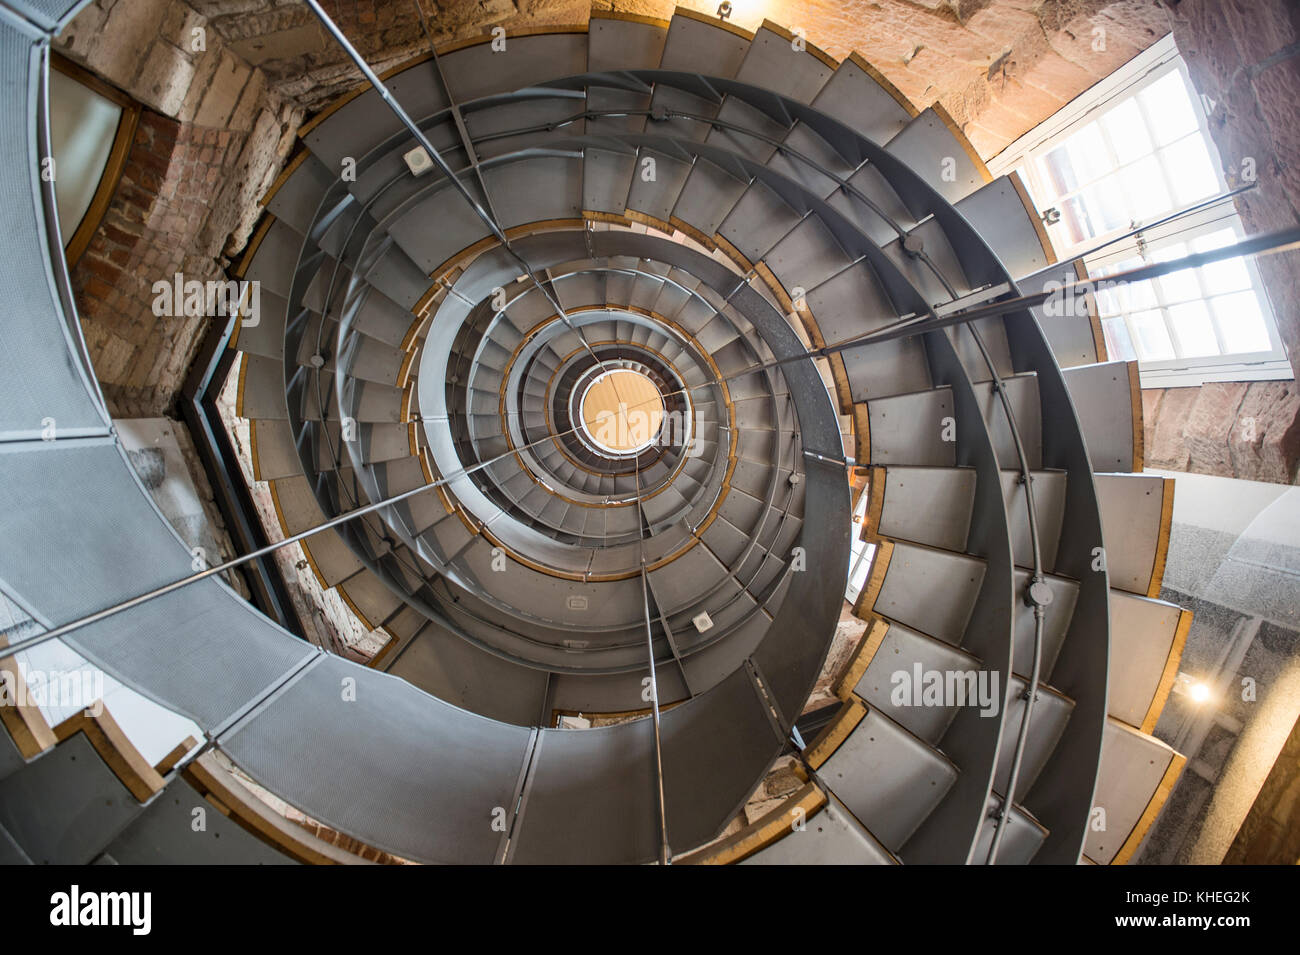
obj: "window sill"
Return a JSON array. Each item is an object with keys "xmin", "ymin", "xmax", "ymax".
[{"xmin": 1137, "ymin": 358, "xmax": 1294, "ymax": 389}]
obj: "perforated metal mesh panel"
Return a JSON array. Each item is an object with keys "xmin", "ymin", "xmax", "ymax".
[
  {"xmin": 6, "ymin": 0, "xmax": 90, "ymax": 32},
  {"xmin": 0, "ymin": 19, "xmax": 109, "ymax": 441},
  {"xmin": 661, "ymin": 668, "xmax": 786, "ymax": 852},
  {"xmin": 509, "ymin": 717, "xmax": 660, "ymax": 865},
  {"xmin": 221, "ymin": 656, "xmax": 534, "ymax": 864},
  {"xmin": 0, "ymin": 438, "xmax": 314, "ymax": 730}
]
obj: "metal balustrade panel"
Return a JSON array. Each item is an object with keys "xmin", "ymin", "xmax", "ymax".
[
  {"xmin": 0, "ymin": 18, "xmax": 110, "ymax": 442},
  {"xmin": 508, "ymin": 717, "xmax": 660, "ymax": 865},
  {"xmin": 6, "ymin": 0, "xmax": 92, "ymax": 32},
  {"xmin": 660, "ymin": 666, "xmax": 787, "ymax": 852},
  {"xmin": 0, "ymin": 438, "xmax": 315, "ymax": 730},
  {"xmin": 221, "ymin": 655, "xmax": 534, "ymax": 865},
  {"xmin": 384, "ymin": 622, "xmax": 551, "ymax": 728}
]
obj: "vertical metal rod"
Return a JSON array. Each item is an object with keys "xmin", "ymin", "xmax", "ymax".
[
  {"xmin": 633, "ymin": 459, "xmax": 671, "ymax": 864},
  {"xmin": 304, "ymin": 0, "xmax": 616, "ymax": 383}
]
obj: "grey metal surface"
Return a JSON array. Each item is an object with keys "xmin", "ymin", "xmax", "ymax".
[
  {"xmin": 1062, "ymin": 361, "xmax": 1137, "ymax": 473},
  {"xmin": 658, "ymin": 13, "xmax": 750, "ymax": 76},
  {"xmin": 876, "ymin": 466, "xmax": 976, "ymax": 552},
  {"xmin": 970, "ymin": 795, "xmax": 1048, "ymax": 865},
  {"xmin": 0, "ymin": 0, "xmax": 1146, "ymax": 865},
  {"xmin": 221, "ymin": 655, "xmax": 533, "ymax": 864},
  {"xmin": 851, "ymin": 621, "xmax": 981, "ymax": 745},
  {"xmin": 6, "ymin": 0, "xmax": 93, "ymax": 33},
  {"xmin": 0, "ymin": 732, "xmax": 142, "ymax": 864},
  {"xmin": 0, "ymin": 818, "xmax": 30, "ymax": 864},
  {"xmin": 660, "ymin": 666, "xmax": 787, "ymax": 853},
  {"xmin": 0, "ymin": 438, "xmax": 315, "ymax": 731},
  {"xmin": 872, "ymin": 542, "xmax": 986, "ymax": 645},
  {"xmin": 900, "ymin": 329, "xmax": 1016, "ymax": 864},
  {"xmin": 0, "ymin": 723, "xmax": 25, "ymax": 782},
  {"xmin": 820, "ymin": 705, "xmax": 959, "ymax": 851},
  {"xmin": 809, "ymin": 56, "xmax": 912, "ymax": 145},
  {"xmin": 587, "ymin": 14, "xmax": 667, "ymax": 73},
  {"xmin": 740, "ymin": 793, "xmax": 897, "ymax": 865},
  {"xmin": 1001, "ymin": 469, "xmax": 1067, "ymax": 572},
  {"xmin": 734, "ymin": 25, "xmax": 833, "ymax": 104},
  {"xmin": 1108, "ymin": 591, "xmax": 1183, "ymax": 727},
  {"xmin": 954, "ymin": 176, "xmax": 1053, "ymax": 280},
  {"xmin": 103, "ymin": 777, "xmax": 298, "ymax": 865},
  {"xmin": 994, "ymin": 676, "xmax": 1074, "ymax": 801},
  {"xmin": 508, "ymin": 717, "xmax": 660, "ymax": 864},
  {"xmin": 866, "ymin": 389, "xmax": 957, "ymax": 466},
  {"xmin": 0, "ymin": 16, "xmax": 110, "ymax": 442},
  {"xmin": 1004, "ymin": 304, "xmax": 1111, "ymax": 865},
  {"xmin": 1084, "ymin": 718, "xmax": 1176, "ymax": 865},
  {"xmin": 384, "ymin": 621, "xmax": 550, "ymax": 727},
  {"xmin": 884, "ymin": 108, "xmax": 986, "ymax": 203},
  {"xmin": 1095, "ymin": 472, "xmax": 1166, "ymax": 595}
]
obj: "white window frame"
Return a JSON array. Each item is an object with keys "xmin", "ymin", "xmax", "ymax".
[
  {"xmin": 845, "ymin": 489, "xmax": 875, "ymax": 606},
  {"xmin": 988, "ymin": 34, "xmax": 1291, "ymax": 388}
]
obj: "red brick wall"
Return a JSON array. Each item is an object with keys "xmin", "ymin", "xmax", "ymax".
[{"xmin": 72, "ymin": 110, "xmax": 247, "ymax": 417}]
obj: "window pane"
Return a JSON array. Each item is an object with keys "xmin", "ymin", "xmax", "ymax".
[
  {"xmin": 1154, "ymin": 242, "xmax": 1201, "ymax": 303},
  {"xmin": 1102, "ymin": 99, "xmax": 1154, "ymax": 165},
  {"xmin": 1192, "ymin": 228, "xmax": 1236, "ymax": 252},
  {"xmin": 1213, "ymin": 291, "xmax": 1272, "ymax": 354},
  {"xmin": 1094, "ymin": 280, "xmax": 1123, "ymax": 316},
  {"xmin": 1058, "ymin": 194, "xmax": 1095, "ymax": 244},
  {"xmin": 1065, "ymin": 122, "xmax": 1114, "ymax": 185},
  {"xmin": 1081, "ymin": 176, "xmax": 1130, "ymax": 234},
  {"xmin": 1194, "ymin": 230, "xmax": 1253, "ymax": 294},
  {"xmin": 1120, "ymin": 155, "xmax": 1174, "ymax": 221},
  {"xmin": 1168, "ymin": 301, "xmax": 1219, "ymax": 357},
  {"xmin": 1161, "ymin": 136, "xmax": 1220, "ymax": 205},
  {"xmin": 1102, "ymin": 317, "xmax": 1137, "ymax": 361},
  {"xmin": 1041, "ymin": 146, "xmax": 1078, "ymax": 196},
  {"xmin": 1118, "ymin": 277, "xmax": 1160, "ymax": 312},
  {"xmin": 1131, "ymin": 309, "xmax": 1176, "ymax": 360},
  {"xmin": 1141, "ymin": 70, "xmax": 1198, "ymax": 146}
]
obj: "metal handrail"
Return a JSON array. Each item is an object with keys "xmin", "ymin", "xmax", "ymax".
[
  {"xmin": 0, "ymin": 407, "xmax": 698, "ymax": 664},
  {"xmin": 244, "ymin": 33, "xmax": 1294, "ymax": 859}
]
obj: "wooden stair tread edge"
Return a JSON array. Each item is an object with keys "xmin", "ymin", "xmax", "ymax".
[
  {"xmin": 675, "ymin": 782, "xmax": 826, "ymax": 864},
  {"xmin": 183, "ymin": 752, "xmax": 382, "ymax": 866}
]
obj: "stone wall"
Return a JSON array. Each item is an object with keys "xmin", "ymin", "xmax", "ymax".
[
  {"xmin": 183, "ymin": 0, "xmax": 1172, "ymax": 153},
  {"xmin": 56, "ymin": 0, "xmax": 302, "ymax": 416},
  {"xmin": 1144, "ymin": 382, "xmax": 1300, "ymax": 485}
]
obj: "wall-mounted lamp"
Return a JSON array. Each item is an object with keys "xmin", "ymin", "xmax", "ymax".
[
  {"xmin": 1175, "ymin": 672, "xmax": 1214, "ymax": 704},
  {"xmin": 717, "ymin": 2, "xmax": 733, "ymax": 21}
]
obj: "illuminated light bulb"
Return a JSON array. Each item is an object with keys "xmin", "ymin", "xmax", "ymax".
[{"xmin": 1188, "ymin": 682, "xmax": 1212, "ymax": 703}]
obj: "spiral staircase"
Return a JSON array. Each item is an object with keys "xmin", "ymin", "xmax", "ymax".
[{"xmin": 0, "ymin": 1, "xmax": 1192, "ymax": 865}]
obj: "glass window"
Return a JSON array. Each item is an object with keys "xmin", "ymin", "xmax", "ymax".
[{"xmin": 989, "ymin": 41, "xmax": 1289, "ymax": 386}]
